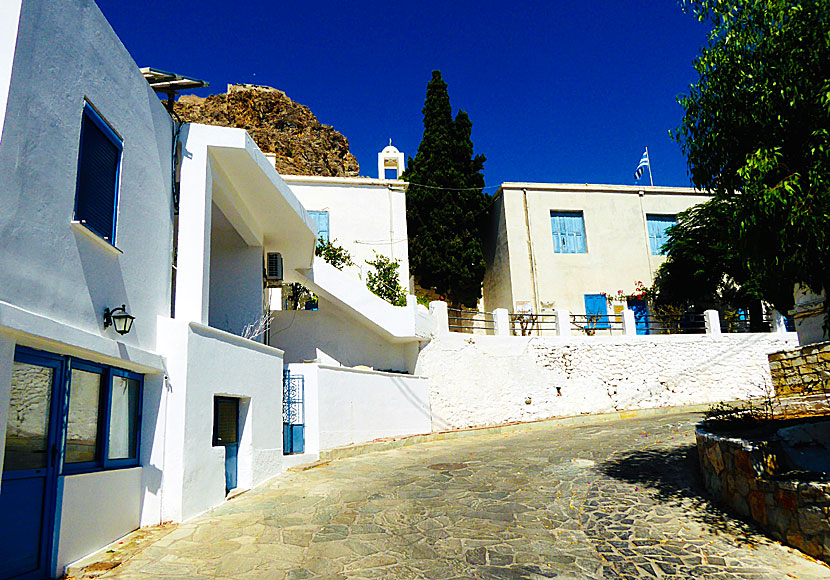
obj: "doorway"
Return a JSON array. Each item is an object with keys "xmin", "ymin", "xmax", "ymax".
[
  {"xmin": 213, "ymin": 397, "xmax": 239, "ymax": 494},
  {"xmin": 0, "ymin": 351, "xmax": 63, "ymax": 580}
]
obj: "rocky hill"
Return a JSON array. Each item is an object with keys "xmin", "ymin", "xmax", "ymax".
[{"xmin": 175, "ymin": 84, "xmax": 359, "ymax": 177}]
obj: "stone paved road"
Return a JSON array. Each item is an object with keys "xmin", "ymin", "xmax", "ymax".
[{"xmin": 99, "ymin": 411, "xmax": 830, "ymax": 580}]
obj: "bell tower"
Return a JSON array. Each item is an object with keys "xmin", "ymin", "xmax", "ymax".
[{"xmin": 377, "ymin": 140, "xmax": 405, "ymax": 180}]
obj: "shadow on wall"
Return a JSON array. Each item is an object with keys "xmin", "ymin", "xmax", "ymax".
[
  {"xmin": 391, "ymin": 375, "xmax": 432, "ymax": 422},
  {"xmin": 76, "ymin": 229, "xmax": 129, "ymax": 334}
]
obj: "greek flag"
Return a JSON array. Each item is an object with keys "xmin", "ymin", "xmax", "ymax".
[{"xmin": 634, "ymin": 149, "xmax": 649, "ymax": 180}]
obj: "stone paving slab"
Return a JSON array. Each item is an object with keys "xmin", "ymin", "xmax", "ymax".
[{"xmin": 74, "ymin": 411, "xmax": 830, "ymax": 579}]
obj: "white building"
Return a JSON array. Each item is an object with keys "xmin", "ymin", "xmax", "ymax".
[
  {"xmin": 0, "ymin": 2, "xmax": 431, "ymax": 578},
  {"xmin": 483, "ymin": 183, "xmax": 710, "ymax": 326}
]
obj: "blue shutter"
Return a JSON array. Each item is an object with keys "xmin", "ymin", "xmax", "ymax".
[
  {"xmin": 309, "ymin": 211, "xmax": 329, "ymax": 243},
  {"xmin": 584, "ymin": 294, "xmax": 610, "ymax": 328},
  {"xmin": 646, "ymin": 215, "xmax": 676, "ymax": 255},
  {"xmin": 75, "ymin": 105, "xmax": 122, "ymax": 242},
  {"xmin": 550, "ymin": 211, "xmax": 587, "ymax": 254}
]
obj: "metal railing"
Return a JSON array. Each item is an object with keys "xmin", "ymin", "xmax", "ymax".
[
  {"xmin": 447, "ymin": 308, "xmax": 495, "ymax": 334},
  {"xmin": 509, "ymin": 312, "xmax": 557, "ymax": 336},
  {"xmin": 633, "ymin": 313, "xmax": 707, "ymax": 334},
  {"xmin": 569, "ymin": 313, "xmax": 625, "ymax": 336}
]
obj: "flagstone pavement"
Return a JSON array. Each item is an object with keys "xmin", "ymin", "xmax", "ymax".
[{"xmin": 84, "ymin": 411, "xmax": 830, "ymax": 580}]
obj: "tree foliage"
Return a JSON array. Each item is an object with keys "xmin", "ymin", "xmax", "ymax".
[
  {"xmin": 670, "ymin": 0, "xmax": 830, "ymax": 323},
  {"xmin": 284, "ymin": 239, "xmax": 353, "ymax": 309},
  {"xmin": 403, "ymin": 71, "xmax": 488, "ymax": 308},
  {"xmin": 365, "ymin": 252, "xmax": 407, "ymax": 307},
  {"xmin": 315, "ymin": 237, "xmax": 354, "ymax": 270}
]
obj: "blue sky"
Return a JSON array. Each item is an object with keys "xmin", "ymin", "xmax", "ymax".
[{"xmin": 97, "ymin": 1, "xmax": 710, "ymax": 189}]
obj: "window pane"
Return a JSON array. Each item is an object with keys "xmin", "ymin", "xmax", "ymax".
[
  {"xmin": 4, "ymin": 362, "xmax": 54, "ymax": 471},
  {"xmin": 108, "ymin": 376, "xmax": 139, "ymax": 460},
  {"xmin": 65, "ymin": 369, "xmax": 102, "ymax": 464},
  {"xmin": 213, "ymin": 398, "xmax": 239, "ymax": 445}
]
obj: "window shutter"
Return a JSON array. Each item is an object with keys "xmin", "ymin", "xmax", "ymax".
[{"xmin": 75, "ymin": 108, "xmax": 121, "ymax": 241}]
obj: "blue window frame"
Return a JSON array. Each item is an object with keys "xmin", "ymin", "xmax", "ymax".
[
  {"xmin": 309, "ymin": 210, "xmax": 330, "ymax": 244},
  {"xmin": 12, "ymin": 347, "xmax": 143, "ymax": 475},
  {"xmin": 74, "ymin": 102, "xmax": 123, "ymax": 243},
  {"xmin": 550, "ymin": 211, "xmax": 587, "ymax": 254},
  {"xmin": 646, "ymin": 214, "xmax": 676, "ymax": 255},
  {"xmin": 62, "ymin": 360, "xmax": 142, "ymax": 474}
]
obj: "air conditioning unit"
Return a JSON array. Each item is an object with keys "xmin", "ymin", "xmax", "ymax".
[{"xmin": 264, "ymin": 252, "xmax": 283, "ymax": 286}]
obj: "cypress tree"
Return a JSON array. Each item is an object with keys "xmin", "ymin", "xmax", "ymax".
[{"xmin": 403, "ymin": 71, "xmax": 488, "ymax": 308}]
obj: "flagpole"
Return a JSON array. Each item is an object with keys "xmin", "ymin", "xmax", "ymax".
[{"xmin": 646, "ymin": 146, "xmax": 654, "ymax": 187}]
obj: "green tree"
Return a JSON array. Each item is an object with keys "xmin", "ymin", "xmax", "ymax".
[
  {"xmin": 315, "ymin": 237, "xmax": 354, "ymax": 270},
  {"xmin": 653, "ymin": 197, "xmax": 795, "ymax": 328},
  {"xmin": 365, "ymin": 252, "xmax": 407, "ymax": 307},
  {"xmin": 672, "ymin": 0, "xmax": 830, "ymax": 325},
  {"xmin": 403, "ymin": 71, "xmax": 488, "ymax": 308},
  {"xmin": 284, "ymin": 239, "xmax": 353, "ymax": 309}
]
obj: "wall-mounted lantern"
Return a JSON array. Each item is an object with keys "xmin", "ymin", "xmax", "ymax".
[{"xmin": 104, "ymin": 304, "xmax": 135, "ymax": 335}]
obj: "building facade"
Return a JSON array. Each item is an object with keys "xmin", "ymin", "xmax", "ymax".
[
  {"xmin": 0, "ymin": 2, "xmax": 430, "ymax": 578},
  {"xmin": 482, "ymin": 183, "xmax": 710, "ymax": 318}
]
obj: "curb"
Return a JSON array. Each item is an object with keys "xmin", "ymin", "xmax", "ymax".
[{"xmin": 316, "ymin": 402, "xmax": 715, "ymax": 463}]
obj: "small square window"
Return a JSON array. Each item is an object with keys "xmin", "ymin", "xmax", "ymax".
[{"xmin": 74, "ymin": 103, "xmax": 122, "ymax": 243}]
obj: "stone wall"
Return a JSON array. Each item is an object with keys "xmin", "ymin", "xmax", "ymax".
[
  {"xmin": 416, "ymin": 332, "xmax": 797, "ymax": 430},
  {"xmin": 697, "ymin": 428, "xmax": 830, "ymax": 562},
  {"xmin": 769, "ymin": 341, "xmax": 830, "ymax": 397}
]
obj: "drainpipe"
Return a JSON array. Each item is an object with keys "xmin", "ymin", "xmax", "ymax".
[
  {"xmin": 522, "ymin": 188, "xmax": 541, "ymax": 330},
  {"xmin": 637, "ymin": 188, "xmax": 655, "ymax": 286}
]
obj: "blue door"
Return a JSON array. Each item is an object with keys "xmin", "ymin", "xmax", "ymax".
[
  {"xmin": 627, "ymin": 299, "xmax": 650, "ymax": 335},
  {"xmin": 213, "ymin": 397, "xmax": 239, "ymax": 493},
  {"xmin": 283, "ymin": 372, "xmax": 304, "ymax": 455},
  {"xmin": 584, "ymin": 294, "xmax": 610, "ymax": 330},
  {"xmin": 0, "ymin": 351, "xmax": 63, "ymax": 580}
]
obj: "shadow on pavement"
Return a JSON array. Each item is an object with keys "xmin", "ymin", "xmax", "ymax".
[{"xmin": 599, "ymin": 443, "xmax": 770, "ymax": 547}]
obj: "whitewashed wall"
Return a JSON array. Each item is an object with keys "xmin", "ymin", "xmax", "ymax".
[
  {"xmin": 153, "ymin": 319, "xmax": 284, "ymax": 523},
  {"xmin": 280, "ymin": 176, "xmax": 409, "ymax": 290},
  {"xmin": 0, "ymin": 0, "xmax": 22, "ymax": 144},
  {"xmin": 208, "ymin": 203, "xmax": 263, "ymax": 337},
  {"xmin": 306, "ymin": 364, "xmax": 431, "ymax": 449},
  {"xmin": 417, "ymin": 332, "xmax": 798, "ymax": 430},
  {"xmin": 270, "ymin": 296, "xmax": 419, "ymax": 373},
  {"xmin": 0, "ymin": 0, "xmax": 174, "ymax": 354},
  {"xmin": 56, "ymin": 467, "xmax": 142, "ymax": 572}
]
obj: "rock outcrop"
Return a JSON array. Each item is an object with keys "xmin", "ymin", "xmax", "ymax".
[{"xmin": 175, "ymin": 84, "xmax": 359, "ymax": 177}]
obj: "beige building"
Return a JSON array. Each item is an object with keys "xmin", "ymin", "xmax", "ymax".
[{"xmin": 482, "ymin": 183, "xmax": 710, "ymax": 318}]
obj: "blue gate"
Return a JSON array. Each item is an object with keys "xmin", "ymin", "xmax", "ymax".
[{"xmin": 283, "ymin": 371, "xmax": 305, "ymax": 454}]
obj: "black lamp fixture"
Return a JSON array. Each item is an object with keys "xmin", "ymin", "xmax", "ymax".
[{"xmin": 103, "ymin": 304, "xmax": 135, "ymax": 335}]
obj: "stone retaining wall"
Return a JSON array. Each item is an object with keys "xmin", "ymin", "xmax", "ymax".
[
  {"xmin": 696, "ymin": 428, "xmax": 830, "ymax": 562},
  {"xmin": 769, "ymin": 341, "xmax": 830, "ymax": 397}
]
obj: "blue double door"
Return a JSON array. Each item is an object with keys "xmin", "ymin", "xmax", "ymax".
[{"xmin": 0, "ymin": 350, "xmax": 65, "ymax": 580}]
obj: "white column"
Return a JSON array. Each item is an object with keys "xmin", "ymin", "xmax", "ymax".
[
  {"xmin": 493, "ymin": 308, "xmax": 510, "ymax": 336},
  {"xmin": 622, "ymin": 308, "xmax": 637, "ymax": 336},
  {"xmin": 175, "ymin": 126, "xmax": 212, "ymax": 325},
  {"xmin": 430, "ymin": 301, "xmax": 449, "ymax": 337},
  {"xmin": 555, "ymin": 309, "xmax": 571, "ymax": 337},
  {"xmin": 704, "ymin": 309, "xmax": 721, "ymax": 335}
]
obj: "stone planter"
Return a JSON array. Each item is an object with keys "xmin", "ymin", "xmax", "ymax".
[{"xmin": 697, "ymin": 427, "xmax": 830, "ymax": 562}]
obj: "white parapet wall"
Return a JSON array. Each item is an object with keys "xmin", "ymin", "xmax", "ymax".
[
  {"xmin": 289, "ymin": 363, "xmax": 432, "ymax": 452},
  {"xmin": 416, "ymin": 332, "xmax": 799, "ymax": 430}
]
